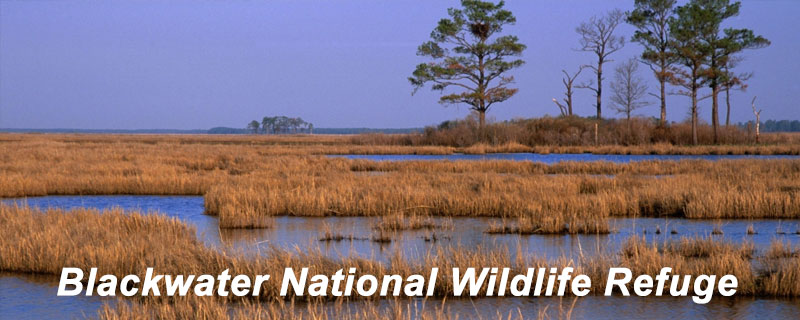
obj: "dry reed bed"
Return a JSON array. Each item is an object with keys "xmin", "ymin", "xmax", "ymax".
[
  {"xmin": 3, "ymin": 133, "xmax": 800, "ymax": 158},
  {"xmin": 206, "ymin": 159, "xmax": 800, "ymax": 227},
  {"xmin": 2, "ymin": 134, "xmax": 800, "ymax": 228}
]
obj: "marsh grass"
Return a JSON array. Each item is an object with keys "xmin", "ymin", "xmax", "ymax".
[
  {"xmin": 2, "ymin": 134, "xmax": 800, "ymax": 228},
  {"xmin": 764, "ymin": 241, "xmax": 798, "ymax": 259},
  {"xmin": 318, "ymin": 224, "xmax": 367, "ymax": 242},
  {"xmin": 485, "ymin": 204, "xmax": 611, "ymax": 235},
  {"xmin": 3, "ymin": 133, "xmax": 800, "ymax": 316},
  {"xmin": 205, "ymin": 159, "xmax": 800, "ymax": 227}
]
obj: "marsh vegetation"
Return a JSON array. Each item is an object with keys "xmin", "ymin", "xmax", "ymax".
[{"xmin": 2, "ymin": 133, "xmax": 800, "ymax": 318}]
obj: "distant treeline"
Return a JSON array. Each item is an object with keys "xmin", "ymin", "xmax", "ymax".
[
  {"xmin": 208, "ymin": 126, "xmax": 421, "ymax": 135},
  {"xmin": 736, "ymin": 120, "xmax": 800, "ymax": 132},
  {"xmin": 247, "ymin": 116, "xmax": 313, "ymax": 134}
]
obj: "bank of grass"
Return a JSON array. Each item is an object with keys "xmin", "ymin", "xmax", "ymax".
[
  {"xmin": 205, "ymin": 159, "xmax": 800, "ymax": 227},
  {"xmin": 1, "ymin": 134, "xmax": 800, "ymax": 227},
  {"xmin": 350, "ymin": 116, "xmax": 800, "ymax": 149}
]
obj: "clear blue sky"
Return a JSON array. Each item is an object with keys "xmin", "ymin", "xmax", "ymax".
[{"xmin": 1, "ymin": 0, "xmax": 797, "ymax": 129}]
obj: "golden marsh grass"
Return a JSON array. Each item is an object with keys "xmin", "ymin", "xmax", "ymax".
[{"xmin": 2, "ymin": 134, "xmax": 799, "ymax": 229}]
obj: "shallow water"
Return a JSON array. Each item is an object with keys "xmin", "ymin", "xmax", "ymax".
[
  {"xmin": 2, "ymin": 195, "xmax": 800, "ymax": 319},
  {"xmin": 0, "ymin": 273, "xmax": 114, "ymax": 320},
  {"xmin": 4, "ymin": 196, "xmax": 798, "ymax": 262},
  {"xmin": 331, "ymin": 153, "xmax": 800, "ymax": 163}
]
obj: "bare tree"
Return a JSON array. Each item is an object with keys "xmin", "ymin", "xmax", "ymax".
[
  {"xmin": 610, "ymin": 58, "xmax": 650, "ymax": 121},
  {"xmin": 751, "ymin": 96, "xmax": 762, "ymax": 144},
  {"xmin": 552, "ymin": 66, "xmax": 586, "ymax": 116},
  {"xmin": 576, "ymin": 9, "xmax": 626, "ymax": 119}
]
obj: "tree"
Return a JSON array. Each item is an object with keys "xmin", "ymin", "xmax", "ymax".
[
  {"xmin": 751, "ymin": 96, "xmax": 762, "ymax": 143},
  {"xmin": 720, "ymin": 57, "xmax": 751, "ymax": 126},
  {"xmin": 552, "ymin": 66, "xmax": 586, "ymax": 116},
  {"xmin": 247, "ymin": 120, "xmax": 260, "ymax": 134},
  {"xmin": 610, "ymin": 58, "xmax": 650, "ymax": 121},
  {"xmin": 409, "ymin": 0, "xmax": 526, "ymax": 130},
  {"xmin": 668, "ymin": 1, "xmax": 713, "ymax": 145},
  {"xmin": 576, "ymin": 9, "xmax": 626, "ymax": 119},
  {"xmin": 262, "ymin": 116, "xmax": 276, "ymax": 134},
  {"xmin": 627, "ymin": 0, "xmax": 677, "ymax": 127},
  {"xmin": 698, "ymin": 0, "xmax": 770, "ymax": 143}
]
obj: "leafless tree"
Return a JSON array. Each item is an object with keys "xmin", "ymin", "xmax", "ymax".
[
  {"xmin": 552, "ymin": 66, "xmax": 586, "ymax": 116},
  {"xmin": 610, "ymin": 58, "xmax": 650, "ymax": 122},
  {"xmin": 575, "ymin": 9, "xmax": 626, "ymax": 119},
  {"xmin": 751, "ymin": 96, "xmax": 762, "ymax": 143}
]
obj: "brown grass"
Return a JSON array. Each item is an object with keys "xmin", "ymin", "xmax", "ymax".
[
  {"xmin": 206, "ymin": 160, "xmax": 800, "ymax": 227},
  {"xmin": 484, "ymin": 201, "xmax": 611, "ymax": 235},
  {"xmin": 350, "ymin": 115, "xmax": 800, "ymax": 149},
  {"xmin": 2, "ymin": 133, "xmax": 800, "ymax": 228}
]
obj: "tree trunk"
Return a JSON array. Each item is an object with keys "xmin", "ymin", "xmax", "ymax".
[
  {"xmin": 711, "ymin": 86, "xmax": 719, "ymax": 144},
  {"xmin": 627, "ymin": 113, "xmax": 633, "ymax": 142},
  {"xmin": 725, "ymin": 87, "xmax": 731, "ymax": 127},
  {"xmin": 567, "ymin": 95, "xmax": 573, "ymax": 116},
  {"xmin": 596, "ymin": 61, "xmax": 603, "ymax": 119},
  {"xmin": 478, "ymin": 111, "xmax": 486, "ymax": 130},
  {"xmin": 755, "ymin": 119, "xmax": 760, "ymax": 144},
  {"xmin": 691, "ymin": 86, "xmax": 698, "ymax": 145},
  {"xmin": 659, "ymin": 78, "xmax": 667, "ymax": 127}
]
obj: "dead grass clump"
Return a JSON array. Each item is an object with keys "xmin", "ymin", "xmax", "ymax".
[
  {"xmin": 616, "ymin": 237, "xmax": 757, "ymax": 295},
  {"xmin": 318, "ymin": 224, "xmax": 366, "ymax": 242},
  {"xmin": 763, "ymin": 241, "xmax": 798, "ymax": 259},
  {"xmin": 485, "ymin": 201, "xmax": 611, "ymax": 235}
]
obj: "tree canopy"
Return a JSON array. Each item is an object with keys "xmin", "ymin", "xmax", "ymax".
[{"xmin": 409, "ymin": 0, "xmax": 525, "ymax": 129}]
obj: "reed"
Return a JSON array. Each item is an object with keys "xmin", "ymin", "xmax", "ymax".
[
  {"xmin": 2, "ymin": 134, "xmax": 800, "ymax": 228},
  {"xmin": 206, "ymin": 159, "xmax": 800, "ymax": 227},
  {"xmin": 484, "ymin": 201, "xmax": 611, "ymax": 235},
  {"xmin": 763, "ymin": 241, "xmax": 798, "ymax": 259}
]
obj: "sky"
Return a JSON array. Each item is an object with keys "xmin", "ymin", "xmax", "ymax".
[{"xmin": 1, "ymin": 0, "xmax": 798, "ymax": 130}]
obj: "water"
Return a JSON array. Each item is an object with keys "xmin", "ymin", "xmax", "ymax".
[
  {"xmin": 4, "ymin": 196, "xmax": 798, "ymax": 261},
  {"xmin": 2, "ymin": 195, "xmax": 800, "ymax": 319},
  {"xmin": 0, "ymin": 273, "xmax": 114, "ymax": 320},
  {"xmin": 331, "ymin": 153, "xmax": 800, "ymax": 163}
]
